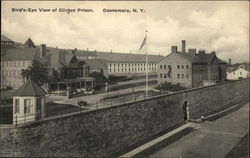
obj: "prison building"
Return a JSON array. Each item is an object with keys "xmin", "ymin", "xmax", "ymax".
[{"xmin": 158, "ymin": 40, "xmax": 227, "ymax": 88}]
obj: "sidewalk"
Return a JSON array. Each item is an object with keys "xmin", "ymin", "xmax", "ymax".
[
  {"xmin": 149, "ymin": 103, "xmax": 249, "ymax": 158},
  {"xmin": 119, "ymin": 123, "xmax": 196, "ymax": 158},
  {"xmin": 119, "ymin": 103, "xmax": 249, "ymax": 158}
]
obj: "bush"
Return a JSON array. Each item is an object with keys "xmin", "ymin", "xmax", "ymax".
[{"xmin": 156, "ymin": 83, "xmax": 187, "ymax": 92}]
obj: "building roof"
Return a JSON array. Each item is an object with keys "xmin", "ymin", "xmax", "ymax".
[
  {"xmin": 1, "ymin": 48, "xmax": 40, "ymax": 61},
  {"xmin": 75, "ymin": 50, "xmax": 98, "ymax": 57},
  {"xmin": 1, "ymin": 35, "xmax": 14, "ymax": 42},
  {"xmin": 24, "ymin": 38, "xmax": 35, "ymax": 48},
  {"xmin": 13, "ymin": 79, "xmax": 46, "ymax": 97},
  {"xmin": 79, "ymin": 59, "xmax": 108, "ymax": 70},
  {"xmin": 95, "ymin": 51, "xmax": 164, "ymax": 63},
  {"xmin": 161, "ymin": 52, "xmax": 227, "ymax": 64}
]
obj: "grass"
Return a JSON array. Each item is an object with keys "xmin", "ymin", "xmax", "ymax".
[
  {"xmin": 0, "ymin": 105, "xmax": 13, "ymax": 124},
  {"xmin": 45, "ymin": 102, "xmax": 80, "ymax": 117}
]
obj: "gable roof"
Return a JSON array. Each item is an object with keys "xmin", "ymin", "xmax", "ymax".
[
  {"xmin": 1, "ymin": 48, "xmax": 40, "ymax": 61},
  {"xmin": 79, "ymin": 59, "xmax": 108, "ymax": 70},
  {"xmin": 95, "ymin": 51, "xmax": 164, "ymax": 63},
  {"xmin": 13, "ymin": 79, "xmax": 46, "ymax": 97},
  {"xmin": 24, "ymin": 38, "xmax": 35, "ymax": 48},
  {"xmin": 1, "ymin": 35, "xmax": 14, "ymax": 42}
]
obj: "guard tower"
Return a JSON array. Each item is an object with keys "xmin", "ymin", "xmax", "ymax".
[{"xmin": 13, "ymin": 79, "xmax": 46, "ymax": 125}]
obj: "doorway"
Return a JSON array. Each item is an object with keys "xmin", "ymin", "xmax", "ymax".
[{"xmin": 183, "ymin": 101, "xmax": 189, "ymax": 121}]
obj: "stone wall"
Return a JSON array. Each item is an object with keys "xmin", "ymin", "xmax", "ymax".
[{"xmin": 0, "ymin": 78, "xmax": 249, "ymax": 157}]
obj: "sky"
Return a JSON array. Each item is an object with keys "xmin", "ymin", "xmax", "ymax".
[{"xmin": 2, "ymin": 1, "xmax": 249, "ymax": 63}]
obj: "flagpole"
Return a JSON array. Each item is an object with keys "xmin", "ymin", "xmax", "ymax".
[{"xmin": 145, "ymin": 31, "xmax": 148, "ymax": 96}]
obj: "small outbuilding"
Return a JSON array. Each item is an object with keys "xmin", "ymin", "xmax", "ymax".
[{"xmin": 13, "ymin": 79, "xmax": 46, "ymax": 125}]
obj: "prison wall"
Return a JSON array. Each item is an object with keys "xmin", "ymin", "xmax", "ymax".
[{"xmin": 0, "ymin": 78, "xmax": 249, "ymax": 157}]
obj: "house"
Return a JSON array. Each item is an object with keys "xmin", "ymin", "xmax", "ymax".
[
  {"xmin": 78, "ymin": 59, "xmax": 109, "ymax": 78},
  {"xmin": 227, "ymin": 65, "xmax": 249, "ymax": 80},
  {"xmin": 12, "ymin": 79, "xmax": 46, "ymax": 125},
  {"xmin": 158, "ymin": 40, "xmax": 227, "ymax": 88},
  {"xmin": 42, "ymin": 48, "xmax": 95, "ymax": 94}
]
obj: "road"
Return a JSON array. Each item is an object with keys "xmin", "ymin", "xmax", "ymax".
[
  {"xmin": 149, "ymin": 103, "xmax": 249, "ymax": 158},
  {"xmin": 53, "ymin": 84, "xmax": 157, "ymax": 107}
]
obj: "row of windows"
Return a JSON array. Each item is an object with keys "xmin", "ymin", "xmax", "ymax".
[
  {"xmin": 3, "ymin": 81, "xmax": 23, "ymax": 87},
  {"xmin": 2, "ymin": 70, "xmax": 22, "ymax": 78},
  {"xmin": 193, "ymin": 65, "xmax": 206, "ymax": 70},
  {"xmin": 159, "ymin": 73, "xmax": 189, "ymax": 79},
  {"xmin": 110, "ymin": 63, "xmax": 157, "ymax": 67},
  {"xmin": 109, "ymin": 67, "xmax": 157, "ymax": 72},
  {"xmin": 160, "ymin": 65, "xmax": 189, "ymax": 70},
  {"xmin": 1, "ymin": 61, "xmax": 30, "ymax": 67},
  {"xmin": 1, "ymin": 41, "xmax": 14, "ymax": 46}
]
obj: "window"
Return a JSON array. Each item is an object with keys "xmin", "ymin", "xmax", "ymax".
[
  {"xmin": 240, "ymin": 72, "xmax": 242, "ymax": 75},
  {"xmin": 160, "ymin": 65, "xmax": 163, "ymax": 69},
  {"xmin": 181, "ymin": 65, "xmax": 184, "ymax": 69},
  {"xmin": 160, "ymin": 74, "xmax": 162, "ymax": 78},
  {"xmin": 24, "ymin": 99, "xmax": 32, "ymax": 114},
  {"xmin": 182, "ymin": 74, "xmax": 184, "ymax": 79},
  {"xmin": 164, "ymin": 65, "xmax": 167, "ymax": 69},
  {"xmin": 168, "ymin": 74, "xmax": 171, "ymax": 78},
  {"xmin": 164, "ymin": 74, "xmax": 167, "ymax": 78},
  {"xmin": 110, "ymin": 64, "xmax": 112, "ymax": 67},
  {"xmin": 187, "ymin": 74, "xmax": 189, "ymax": 79},
  {"xmin": 233, "ymin": 72, "xmax": 235, "ymax": 75},
  {"xmin": 14, "ymin": 99, "xmax": 19, "ymax": 114},
  {"xmin": 177, "ymin": 74, "xmax": 180, "ymax": 78},
  {"xmin": 186, "ymin": 65, "xmax": 189, "ymax": 69},
  {"xmin": 109, "ymin": 69, "xmax": 111, "ymax": 72},
  {"xmin": 177, "ymin": 65, "xmax": 180, "ymax": 69}
]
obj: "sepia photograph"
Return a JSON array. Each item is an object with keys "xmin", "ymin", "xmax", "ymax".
[{"xmin": 0, "ymin": 1, "xmax": 249, "ymax": 157}]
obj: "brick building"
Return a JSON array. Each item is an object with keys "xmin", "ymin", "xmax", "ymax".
[
  {"xmin": 158, "ymin": 40, "xmax": 227, "ymax": 88},
  {"xmin": 1, "ymin": 44, "xmax": 47, "ymax": 89}
]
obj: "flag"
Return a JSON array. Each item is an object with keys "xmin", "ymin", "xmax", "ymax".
[{"xmin": 139, "ymin": 35, "xmax": 147, "ymax": 50}]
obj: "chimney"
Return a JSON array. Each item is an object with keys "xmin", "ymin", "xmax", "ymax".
[
  {"xmin": 188, "ymin": 48, "xmax": 196, "ymax": 54},
  {"xmin": 40, "ymin": 44, "xmax": 46, "ymax": 57},
  {"xmin": 171, "ymin": 46, "xmax": 178, "ymax": 53},
  {"xmin": 198, "ymin": 50, "xmax": 205, "ymax": 55},
  {"xmin": 211, "ymin": 50, "xmax": 216, "ymax": 55},
  {"xmin": 72, "ymin": 48, "xmax": 77, "ymax": 55},
  {"xmin": 229, "ymin": 58, "xmax": 231, "ymax": 65},
  {"xmin": 182, "ymin": 40, "xmax": 186, "ymax": 53}
]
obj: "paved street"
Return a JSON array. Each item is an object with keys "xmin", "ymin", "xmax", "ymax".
[{"xmin": 149, "ymin": 103, "xmax": 249, "ymax": 158}]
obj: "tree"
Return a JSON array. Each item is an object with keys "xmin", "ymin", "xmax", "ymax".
[
  {"xmin": 50, "ymin": 68, "xmax": 61, "ymax": 82},
  {"xmin": 21, "ymin": 60, "xmax": 49, "ymax": 86}
]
